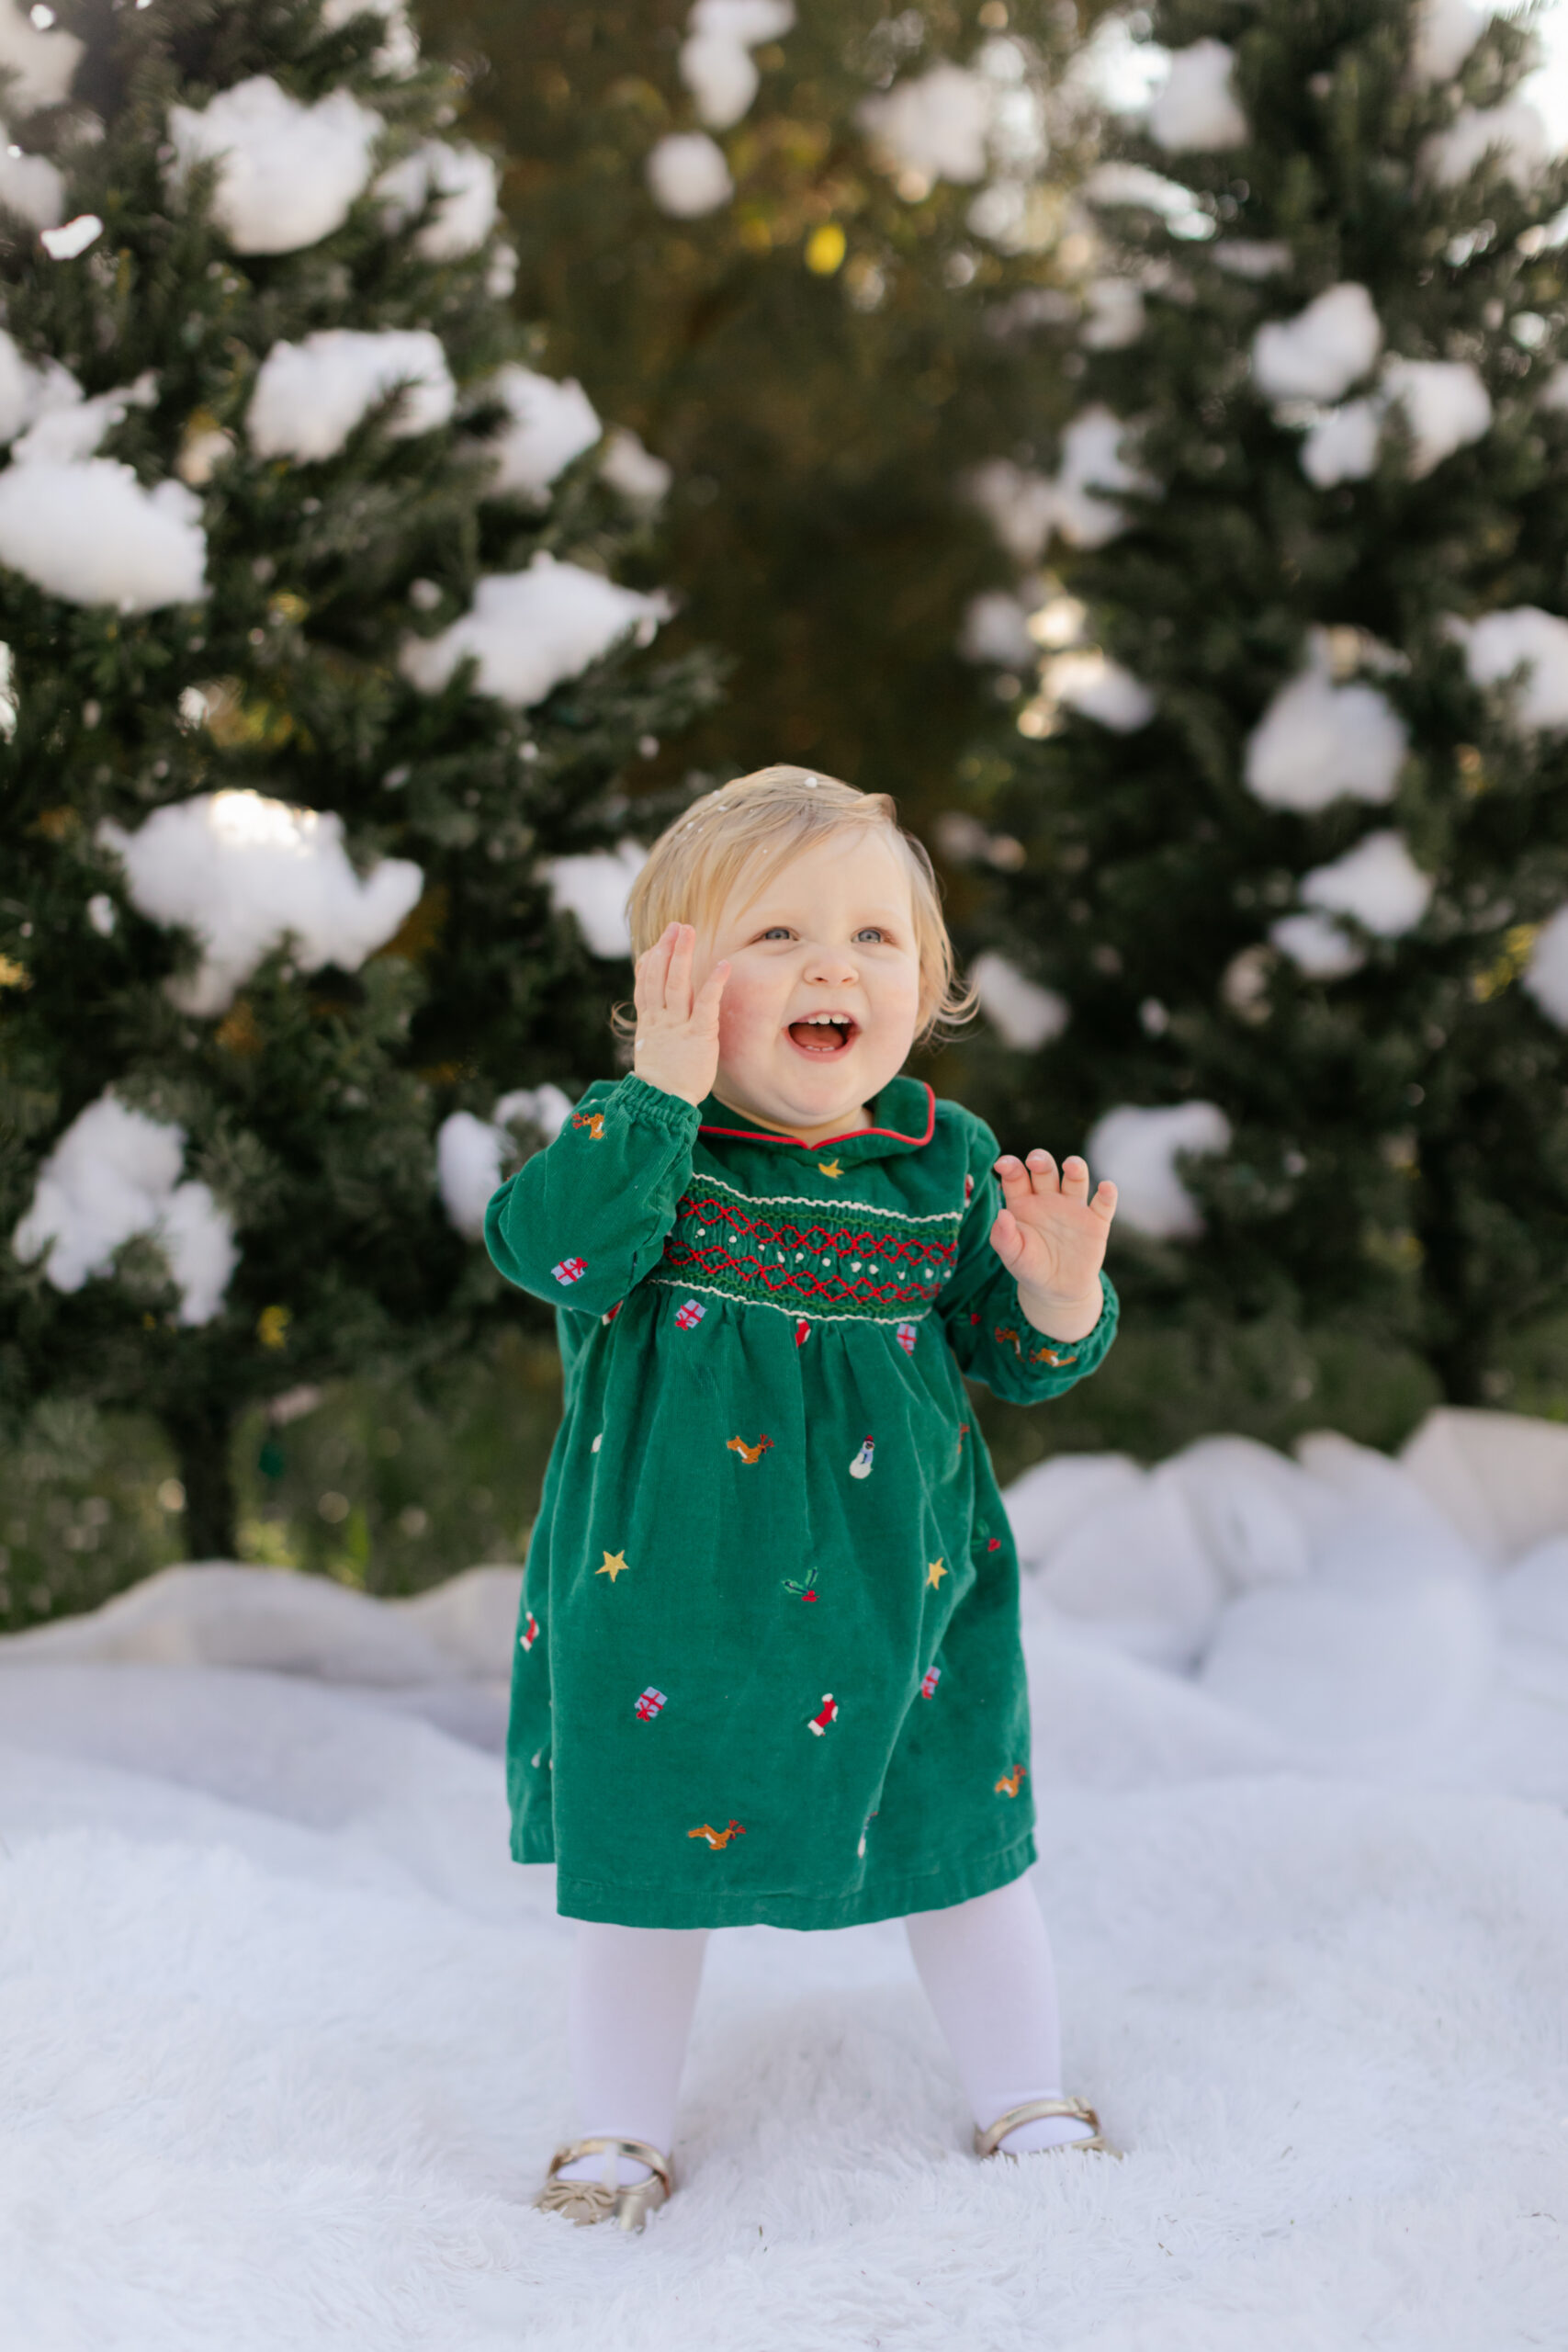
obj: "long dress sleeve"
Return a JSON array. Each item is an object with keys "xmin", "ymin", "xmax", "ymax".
[
  {"xmin": 937, "ymin": 1117, "xmax": 1118, "ymax": 1406},
  {"xmin": 484, "ymin": 1073, "xmax": 701, "ymax": 1319}
]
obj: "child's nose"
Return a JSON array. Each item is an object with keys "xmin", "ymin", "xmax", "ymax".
[{"xmin": 803, "ymin": 944, "xmax": 859, "ymax": 984}]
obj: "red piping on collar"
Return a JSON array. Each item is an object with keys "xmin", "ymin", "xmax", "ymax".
[{"xmin": 698, "ymin": 1082, "xmax": 936, "ymax": 1150}]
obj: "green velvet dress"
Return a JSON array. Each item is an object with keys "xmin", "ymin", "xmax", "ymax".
[{"xmin": 485, "ymin": 1071, "xmax": 1117, "ymax": 1930}]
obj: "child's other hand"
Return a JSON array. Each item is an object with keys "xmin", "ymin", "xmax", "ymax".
[
  {"xmin": 633, "ymin": 922, "xmax": 730, "ymax": 1107},
  {"xmin": 989, "ymin": 1149, "xmax": 1117, "ymax": 1343}
]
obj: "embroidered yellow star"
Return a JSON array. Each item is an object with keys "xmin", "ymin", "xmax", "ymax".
[
  {"xmin": 926, "ymin": 1557, "xmax": 947, "ymax": 1588},
  {"xmin": 597, "ymin": 1549, "xmax": 630, "ymax": 1582},
  {"xmin": 818, "ymin": 1159, "xmax": 842, "ymax": 1178}
]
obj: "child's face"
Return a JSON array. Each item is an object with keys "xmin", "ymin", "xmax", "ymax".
[{"xmin": 695, "ymin": 826, "xmax": 924, "ymax": 1141}]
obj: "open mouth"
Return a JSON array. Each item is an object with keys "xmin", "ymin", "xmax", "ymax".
[{"xmin": 786, "ymin": 1013, "xmax": 858, "ymax": 1057}]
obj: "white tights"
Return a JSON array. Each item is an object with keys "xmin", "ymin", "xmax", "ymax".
[{"xmin": 554, "ymin": 1876, "xmax": 1093, "ymax": 2182}]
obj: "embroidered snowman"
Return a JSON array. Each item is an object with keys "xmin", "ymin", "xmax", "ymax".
[{"xmin": 848, "ymin": 1434, "xmax": 874, "ymax": 1480}]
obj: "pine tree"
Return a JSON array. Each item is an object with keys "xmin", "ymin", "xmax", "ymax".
[
  {"xmin": 960, "ymin": 0, "xmax": 1568, "ymax": 1409},
  {"xmin": 423, "ymin": 0, "xmax": 1107, "ymax": 831},
  {"xmin": 0, "ymin": 0, "xmax": 717, "ymax": 1581}
]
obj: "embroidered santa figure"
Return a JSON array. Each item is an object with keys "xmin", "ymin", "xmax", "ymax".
[{"xmin": 807, "ymin": 1692, "xmax": 839, "ymax": 1736}]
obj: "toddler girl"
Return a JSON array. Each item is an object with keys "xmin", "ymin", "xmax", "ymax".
[{"xmin": 485, "ymin": 765, "xmax": 1120, "ymax": 2229}]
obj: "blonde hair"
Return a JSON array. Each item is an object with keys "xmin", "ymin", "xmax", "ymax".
[{"xmin": 619, "ymin": 764, "xmax": 975, "ymax": 1046}]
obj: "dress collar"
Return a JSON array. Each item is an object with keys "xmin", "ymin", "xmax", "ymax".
[{"xmin": 696, "ymin": 1076, "xmax": 936, "ymax": 1164}]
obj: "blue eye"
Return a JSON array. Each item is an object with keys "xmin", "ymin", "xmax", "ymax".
[
  {"xmin": 751, "ymin": 926, "xmax": 888, "ymax": 945},
  {"xmin": 855, "ymin": 928, "xmax": 886, "ymax": 944}
]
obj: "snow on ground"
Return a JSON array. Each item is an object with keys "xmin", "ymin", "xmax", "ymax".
[{"xmin": 3, "ymin": 1409, "xmax": 1567, "ymax": 2349}]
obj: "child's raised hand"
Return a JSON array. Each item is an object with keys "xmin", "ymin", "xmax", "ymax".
[
  {"xmin": 989, "ymin": 1149, "xmax": 1117, "ymax": 1343},
  {"xmin": 632, "ymin": 922, "xmax": 730, "ymax": 1107}
]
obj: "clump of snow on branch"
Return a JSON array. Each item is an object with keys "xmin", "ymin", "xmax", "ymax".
[
  {"xmin": 1082, "ymin": 161, "xmax": 1216, "ymax": 242},
  {"xmin": 1301, "ymin": 359, "xmax": 1491, "ymax": 487},
  {"xmin": 7, "ymin": 368, "xmax": 156, "ymax": 467},
  {"xmin": 970, "ymin": 407, "xmax": 1148, "ymax": 563},
  {"xmin": 600, "ymin": 427, "xmax": 672, "ymax": 510},
  {"xmin": 166, "ymin": 76, "xmax": 381, "ymax": 256},
  {"xmin": 970, "ymin": 951, "xmax": 1067, "ymax": 1050},
  {"xmin": 375, "ymin": 141, "xmax": 499, "ymax": 260},
  {"xmin": 1269, "ymin": 910, "xmax": 1366, "ymax": 980},
  {"xmin": 0, "ymin": 141, "xmax": 64, "ymax": 228},
  {"xmin": 0, "ymin": 332, "xmax": 76, "ymax": 447},
  {"xmin": 1211, "ymin": 238, "xmax": 1292, "ymax": 278},
  {"xmin": 1086, "ymin": 1102, "xmax": 1232, "ymax": 1240},
  {"xmin": 1302, "ymin": 831, "xmax": 1432, "ymax": 934},
  {"xmin": 320, "ymin": 0, "xmax": 419, "ymax": 77},
  {"xmin": 1272, "ymin": 831, "xmax": 1433, "ymax": 977},
  {"xmin": 12, "ymin": 1092, "xmax": 236, "ymax": 1327},
  {"xmin": 0, "ymin": 460, "xmax": 207, "ymax": 611},
  {"xmin": 1146, "ymin": 39, "xmax": 1248, "ymax": 153},
  {"xmin": 475, "ymin": 365, "xmax": 601, "ymax": 502},
  {"xmin": 246, "ymin": 330, "xmax": 454, "ymax": 462},
  {"xmin": 646, "ymin": 131, "xmax": 733, "ymax": 218},
  {"xmin": 1423, "ymin": 100, "xmax": 1547, "ymax": 190},
  {"xmin": 1252, "ymin": 285, "xmax": 1382, "ymax": 405},
  {"xmin": 1043, "ymin": 649, "xmax": 1156, "ymax": 731},
  {"xmin": 0, "ymin": 0, "xmax": 84, "ymax": 111},
  {"xmin": 1244, "ymin": 635, "xmax": 1407, "ymax": 811},
  {"xmin": 96, "ymin": 791, "xmax": 424, "ymax": 1016},
  {"xmin": 680, "ymin": 0, "xmax": 795, "ymax": 131},
  {"xmin": 542, "ymin": 842, "xmax": 649, "ymax": 960},
  {"xmin": 1524, "ymin": 904, "xmax": 1568, "ymax": 1027},
  {"xmin": 959, "ymin": 590, "xmax": 1036, "ymax": 667},
  {"xmin": 399, "ymin": 553, "xmax": 668, "ymax": 708},
  {"xmin": 1449, "ymin": 606, "xmax": 1568, "ymax": 731},
  {"xmin": 1082, "ymin": 278, "xmax": 1145, "ymax": 351},
  {"xmin": 1411, "ymin": 0, "xmax": 1489, "ymax": 82},
  {"xmin": 859, "ymin": 61, "xmax": 993, "ymax": 187},
  {"xmin": 436, "ymin": 1085, "xmax": 574, "ymax": 1241}
]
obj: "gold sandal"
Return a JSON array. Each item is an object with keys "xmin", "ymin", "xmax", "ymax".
[
  {"xmin": 534, "ymin": 2136, "xmax": 675, "ymax": 2231},
  {"xmin": 975, "ymin": 2097, "xmax": 1122, "ymax": 2160}
]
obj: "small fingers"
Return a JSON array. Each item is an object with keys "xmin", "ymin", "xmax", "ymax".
[
  {"xmin": 634, "ymin": 922, "xmax": 678, "ymax": 1017},
  {"xmin": 1090, "ymin": 1178, "xmax": 1118, "ymax": 1225},
  {"xmin": 694, "ymin": 957, "xmax": 730, "ymax": 1028},
  {"xmin": 992, "ymin": 1154, "xmax": 1033, "ymax": 1212},
  {"xmin": 1058, "ymin": 1154, "xmax": 1091, "ymax": 1203}
]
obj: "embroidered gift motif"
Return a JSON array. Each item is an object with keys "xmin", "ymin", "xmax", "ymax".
[
  {"xmin": 807, "ymin": 1692, "xmax": 839, "ymax": 1736},
  {"xmin": 552, "ymin": 1257, "xmax": 587, "ymax": 1286},
  {"xmin": 726, "ymin": 1433, "xmax": 773, "ymax": 1464},
  {"xmin": 920, "ymin": 1663, "xmax": 942, "ymax": 1699},
  {"xmin": 634, "ymin": 1687, "xmax": 667, "ymax": 1720},
  {"xmin": 689, "ymin": 1819, "xmax": 746, "ymax": 1848},
  {"xmin": 674, "ymin": 1297, "xmax": 706, "ymax": 1329},
  {"xmin": 653, "ymin": 1174, "xmax": 960, "ymax": 1325},
  {"xmin": 995, "ymin": 1764, "xmax": 1028, "ymax": 1797},
  {"xmin": 895, "ymin": 1320, "xmax": 919, "ymax": 1354}
]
